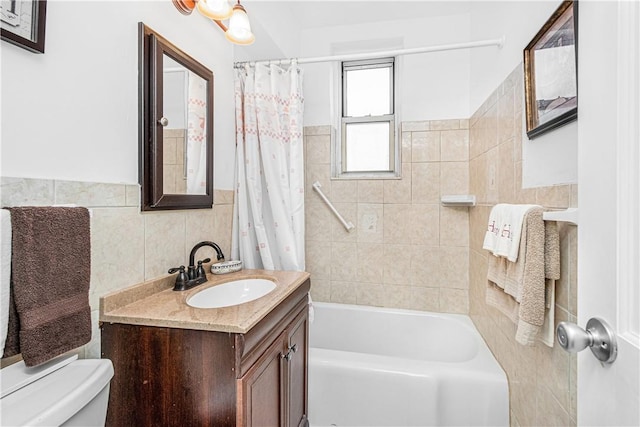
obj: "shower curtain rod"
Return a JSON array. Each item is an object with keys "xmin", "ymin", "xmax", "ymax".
[{"xmin": 234, "ymin": 36, "xmax": 504, "ymax": 67}]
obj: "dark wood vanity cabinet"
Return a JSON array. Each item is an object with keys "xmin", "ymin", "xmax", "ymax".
[
  {"xmin": 101, "ymin": 279, "xmax": 310, "ymax": 427},
  {"xmin": 237, "ymin": 308, "xmax": 308, "ymax": 427}
]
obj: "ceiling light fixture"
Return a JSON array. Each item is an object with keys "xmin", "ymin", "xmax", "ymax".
[{"xmin": 172, "ymin": 0, "xmax": 255, "ymax": 45}]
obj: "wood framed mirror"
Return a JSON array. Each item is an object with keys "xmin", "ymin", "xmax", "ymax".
[{"xmin": 139, "ymin": 22, "xmax": 214, "ymax": 211}]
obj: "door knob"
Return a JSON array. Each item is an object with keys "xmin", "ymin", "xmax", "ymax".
[
  {"xmin": 158, "ymin": 117, "xmax": 169, "ymax": 126},
  {"xmin": 556, "ymin": 317, "xmax": 617, "ymax": 364}
]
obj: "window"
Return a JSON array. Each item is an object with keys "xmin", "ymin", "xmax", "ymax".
[{"xmin": 336, "ymin": 58, "xmax": 397, "ymax": 178}]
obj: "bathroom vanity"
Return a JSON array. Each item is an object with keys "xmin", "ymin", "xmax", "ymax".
[{"xmin": 99, "ymin": 270, "xmax": 310, "ymax": 427}]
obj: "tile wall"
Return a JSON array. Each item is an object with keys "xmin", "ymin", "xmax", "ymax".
[
  {"xmin": 304, "ymin": 63, "xmax": 578, "ymax": 426},
  {"xmin": 163, "ymin": 129, "xmax": 187, "ymax": 194},
  {"xmin": 304, "ymin": 120, "xmax": 471, "ymax": 313},
  {"xmin": 0, "ymin": 177, "xmax": 233, "ymax": 360},
  {"xmin": 468, "ymin": 64, "xmax": 578, "ymax": 426}
]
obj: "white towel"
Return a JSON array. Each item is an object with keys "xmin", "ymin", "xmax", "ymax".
[
  {"xmin": 482, "ymin": 204, "xmax": 507, "ymax": 254},
  {"xmin": 483, "ymin": 203, "xmax": 540, "ymax": 262},
  {"xmin": 1, "ymin": 210, "xmax": 12, "ymax": 358}
]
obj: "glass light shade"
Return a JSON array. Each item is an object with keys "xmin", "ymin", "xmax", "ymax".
[
  {"xmin": 225, "ymin": 4, "xmax": 255, "ymax": 45},
  {"xmin": 196, "ymin": 0, "xmax": 232, "ymax": 20}
]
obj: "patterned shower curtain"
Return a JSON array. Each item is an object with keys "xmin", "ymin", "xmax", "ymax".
[
  {"xmin": 186, "ymin": 71, "xmax": 208, "ymax": 194},
  {"xmin": 231, "ymin": 61, "xmax": 305, "ymax": 271}
]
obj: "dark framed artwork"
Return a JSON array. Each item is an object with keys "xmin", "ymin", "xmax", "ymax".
[
  {"xmin": 524, "ymin": 0, "xmax": 578, "ymax": 139},
  {"xmin": 1, "ymin": 0, "xmax": 47, "ymax": 53}
]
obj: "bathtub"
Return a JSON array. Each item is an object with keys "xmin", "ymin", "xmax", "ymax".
[{"xmin": 308, "ymin": 302, "xmax": 509, "ymax": 427}]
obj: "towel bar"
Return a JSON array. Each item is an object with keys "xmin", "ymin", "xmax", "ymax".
[
  {"xmin": 53, "ymin": 204, "xmax": 93, "ymax": 218},
  {"xmin": 543, "ymin": 208, "xmax": 578, "ymax": 225}
]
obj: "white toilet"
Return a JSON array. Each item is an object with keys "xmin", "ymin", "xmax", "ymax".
[{"xmin": 0, "ymin": 354, "xmax": 114, "ymax": 426}]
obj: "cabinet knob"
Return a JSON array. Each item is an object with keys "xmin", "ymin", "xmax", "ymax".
[
  {"xmin": 158, "ymin": 117, "xmax": 169, "ymax": 126},
  {"xmin": 281, "ymin": 344, "xmax": 298, "ymax": 361}
]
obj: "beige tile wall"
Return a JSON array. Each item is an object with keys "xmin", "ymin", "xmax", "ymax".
[
  {"xmin": 1, "ymin": 177, "xmax": 233, "ymax": 359},
  {"xmin": 162, "ymin": 129, "xmax": 187, "ymax": 194},
  {"xmin": 304, "ymin": 120, "xmax": 471, "ymax": 314},
  {"xmin": 468, "ymin": 65, "xmax": 578, "ymax": 426},
  {"xmin": 305, "ymin": 63, "xmax": 578, "ymax": 426}
]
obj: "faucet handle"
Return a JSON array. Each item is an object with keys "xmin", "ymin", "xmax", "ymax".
[
  {"xmin": 168, "ymin": 265, "xmax": 186, "ymax": 274},
  {"xmin": 168, "ymin": 265, "xmax": 189, "ymax": 291},
  {"xmin": 196, "ymin": 258, "xmax": 211, "ymax": 280}
]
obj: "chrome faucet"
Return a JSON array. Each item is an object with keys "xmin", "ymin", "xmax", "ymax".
[{"xmin": 168, "ymin": 241, "xmax": 225, "ymax": 291}]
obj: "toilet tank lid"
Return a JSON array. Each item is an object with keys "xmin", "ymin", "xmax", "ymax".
[
  {"xmin": 1, "ymin": 353, "xmax": 78, "ymax": 398},
  {"xmin": 0, "ymin": 358, "xmax": 114, "ymax": 427}
]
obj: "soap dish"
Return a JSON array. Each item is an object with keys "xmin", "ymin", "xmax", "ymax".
[{"xmin": 211, "ymin": 260, "xmax": 242, "ymax": 275}]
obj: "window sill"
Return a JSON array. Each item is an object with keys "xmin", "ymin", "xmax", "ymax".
[{"xmin": 331, "ymin": 172, "xmax": 401, "ymax": 180}]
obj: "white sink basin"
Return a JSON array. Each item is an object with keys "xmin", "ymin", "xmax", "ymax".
[{"xmin": 186, "ymin": 279, "xmax": 276, "ymax": 309}]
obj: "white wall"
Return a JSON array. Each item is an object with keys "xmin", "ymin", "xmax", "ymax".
[
  {"xmin": 469, "ymin": 1, "xmax": 561, "ymax": 113},
  {"xmin": 300, "ymin": 13, "xmax": 473, "ymax": 126},
  {"xmin": 1, "ymin": 1, "xmax": 237, "ymax": 190},
  {"xmin": 2, "ymin": 1, "xmax": 580, "ymax": 190},
  {"xmin": 470, "ymin": 0, "xmax": 578, "ymax": 187},
  {"xmin": 232, "ymin": 1, "xmax": 302, "ymax": 63},
  {"xmin": 300, "ymin": 2, "xmax": 578, "ymax": 188}
]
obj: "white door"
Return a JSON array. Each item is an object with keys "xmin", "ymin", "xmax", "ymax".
[{"xmin": 578, "ymin": 0, "xmax": 639, "ymax": 425}]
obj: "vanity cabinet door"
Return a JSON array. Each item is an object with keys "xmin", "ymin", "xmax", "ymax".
[
  {"xmin": 237, "ymin": 331, "xmax": 287, "ymax": 427},
  {"xmin": 237, "ymin": 304, "xmax": 309, "ymax": 427},
  {"xmin": 285, "ymin": 309, "xmax": 309, "ymax": 427}
]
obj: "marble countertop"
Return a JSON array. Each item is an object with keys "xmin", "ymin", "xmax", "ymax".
[{"xmin": 99, "ymin": 269, "xmax": 310, "ymax": 334}]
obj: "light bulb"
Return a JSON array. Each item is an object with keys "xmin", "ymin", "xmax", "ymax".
[
  {"xmin": 196, "ymin": 0, "xmax": 232, "ymax": 21},
  {"xmin": 225, "ymin": 3, "xmax": 255, "ymax": 45}
]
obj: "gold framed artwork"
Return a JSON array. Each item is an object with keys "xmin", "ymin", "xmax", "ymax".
[{"xmin": 524, "ymin": 0, "xmax": 578, "ymax": 139}]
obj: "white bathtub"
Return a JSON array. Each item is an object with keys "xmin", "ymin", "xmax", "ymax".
[{"xmin": 308, "ymin": 302, "xmax": 509, "ymax": 427}]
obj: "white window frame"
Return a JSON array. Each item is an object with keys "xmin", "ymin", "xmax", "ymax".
[{"xmin": 332, "ymin": 57, "xmax": 400, "ymax": 179}]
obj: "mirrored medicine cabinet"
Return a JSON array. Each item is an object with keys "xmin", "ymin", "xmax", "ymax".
[{"xmin": 138, "ymin": 22, "xmax": 214, "ymax": 211}]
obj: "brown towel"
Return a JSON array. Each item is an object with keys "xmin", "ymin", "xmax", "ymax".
[
  {"xmin": 6, "ymin": 207, "xmax": 91, "ymax": 367},
  {"xmin": 4, "ymin": 289, "xmax": 20, "ymax": 357}
]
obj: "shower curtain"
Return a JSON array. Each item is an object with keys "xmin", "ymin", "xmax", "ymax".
[
  {"xmin": 186, "ymin": 71, "xmax": 208, "ymax": 194},
  {"xmin": 231, "ymin": 61, "xmax": 305, "ymax": 271}
]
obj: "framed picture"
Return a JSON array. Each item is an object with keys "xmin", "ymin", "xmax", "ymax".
[
  {"xmin": 1, "ymin": 0, "xmax": 47, "ymax": 53},
  {"xmin": 523, "ymin": 0, "xmax": 577, "ymax": 139}
]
